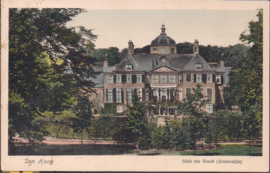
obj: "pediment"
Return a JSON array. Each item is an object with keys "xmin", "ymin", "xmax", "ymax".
[{"xmin": 153, "ymin": 66, "xmax": 175, "ymax": 72}]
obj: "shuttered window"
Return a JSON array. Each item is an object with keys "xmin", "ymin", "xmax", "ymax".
[
  {"xmin": 186, "ymin": 74, "xmax": 191, "ymax": 82},
  {"xmin": 196, "ymin": 74, "xmax": 202, "ymax": 82},
  {"xmin": 116, "ymin": 88, "xmax": 121, "ymax": 102},
  {"xmin": 127, "ymin": 75, "xmax": 131, "ymax": 83},
  {"xmin": 207, "ymin": 74, "xmax": 212, "ymax": 82},
  {"xmin": 127, "ymin": 89, "xmax": 132, "ymax": 102},
  {"xmin": 179, "ymin": 75, "xmax": 182, "ymax": 82},
  {"xmin": 207, "ymin": 88, "xmax": 212, "ymax": 102},
  {"xmin": 137, "ymin": 75, "xmax": 142, "ymax": 82},
  {"xmin": 107, "ymin": 89, "xmax": 113, "ymax": 102},
  {"xmin": 116, "ymin": 74, "xmax": 121, "ymax": 83}
]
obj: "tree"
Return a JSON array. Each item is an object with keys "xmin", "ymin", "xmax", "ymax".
[
  {"xmin": 242, "ymin": 103, "xmax": 261, "ymax": 155},
  {"xmin": 9, "ymin": 8, "xmax": 97, "ymax": 143},
  {"xmin": 119, "ymin": 48, "xmax": 129, "ymax": 60},
  {"xmin": 91, "ymin": 48, "xmax": 108, "ymax": 66},
  {"xmin": 126, "ymin": 89, "xmax": 147, "ymax": 153},
  {"xmin": 70, "ymin": 96, "xmax": 92, "ymax": 146},
  {"xmin": 178, "ymin": 85, "xmax": 209, "ymax": 155},
  {"xmin": 107, "ymin": 47, "xmax": 120, "ymax": 66},
  {"xmin": 223, "ymin": 10, "xmax": 262, "ymax": 148}
]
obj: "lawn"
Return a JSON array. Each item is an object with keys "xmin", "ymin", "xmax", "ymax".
[
  {"xmin": 9, "ymin": 144, "xmax": 262, "ymax": 156},
  {"xmin": 180, "ymin": 144, "xmax": 262, "ymax": 156}
]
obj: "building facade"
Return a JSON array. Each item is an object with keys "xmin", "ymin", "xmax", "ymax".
[{"xmin": 90, "ymin": 25, "xmax": 231, "ymax": 116}]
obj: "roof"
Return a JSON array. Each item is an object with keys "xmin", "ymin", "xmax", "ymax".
[
  {"xmin": 114, "ymin": 54, "xmax": 142, "ymax": 72},
  {"xmin": 183, "ymin": 54, "xmax": 213, "ymax": 71},
  {"xmin": 89, "ymin": 66, "xmax": 115, "ymax": 88},
  {"xmin": 212, "ymin": 65, "xmax": 232, "ymax": 85},
  {"xmin": 151, "ymin": 34, "xmax": 176, "ymax": 46},
  {"xmin": 132, "ymin": 54, "xmax": 195, "ymax": 71}
]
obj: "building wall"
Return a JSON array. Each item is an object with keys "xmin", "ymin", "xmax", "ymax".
[{"xmin": 150, "ymin": 45, "xmax": 177, "ymax": 54}]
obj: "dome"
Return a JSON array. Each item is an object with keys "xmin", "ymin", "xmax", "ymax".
[
  {"xmin": 151, "ymin": 34, "xmax": 176, "ymax": 46},
  {"xmin": 151, "ymin": 24, "xmax": 176, "ymax": 46}
]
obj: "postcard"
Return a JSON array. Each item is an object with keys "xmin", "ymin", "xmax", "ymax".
[{"xmin": 1, "ymin": 0, "xmax": 269, "ymax": 172}]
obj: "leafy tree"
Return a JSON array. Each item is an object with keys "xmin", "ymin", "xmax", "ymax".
[
  {"xmin": 178, "ymin": 85, "xmax": 209, "ymax": 155},
  {"xmin": 242, "ymin": 103, "xmax": 262, "ymax": 155},
  {"xmin": 107, "ymin": 47, "xmax": 120, "ymax": 66},
  {"xmin": 119, "ymin": 48, "xmax": 129, "ymax": 60},
  {"xmin": 162, "ymin": 119, "xmax": 172, "ymax": 149},
  {"xmin": 91, "ymin": 48, "xmax": 108, "ymax": 66},
  {"xmin": 223, "ymin": 10, "xmax": 262, "ymax": 147},
  {"xmin": 150, "ymin": 126, "xmax": 164, "ymax": 150},
  {"xmin": 9, "ymin": 8, "xmax": 97, "ymax": 143},
  {"xmin": 126, "ymin": 89, "xmax": 147, "ymax": 152},
  {"xmin": 70, "ymin": 96, "xmax": 92, "ymax": 146}
]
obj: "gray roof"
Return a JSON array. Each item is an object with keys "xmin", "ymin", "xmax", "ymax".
[
  {"xmin": 212, "ymin": 65, "xmax": 232, "ymax": 85},
  {"xmin": 114, "ymin": 54, "xmax": 143, "ymax": 72},
  {"xmin": 131, "ymin": 54, "xmax": 195, "ymax": 71},
  {"xmin": 183, "ymin": 54, "xmax": 213, "ymax": 71},
  {"xmin": 90, "ymin": 66, "xmax": 115, "ymax": 88},
  {"xmin": 151, "ymin": 34, "xmax": 176, "ymax": 46}
]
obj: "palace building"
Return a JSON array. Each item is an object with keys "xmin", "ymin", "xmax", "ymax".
[{"xmin": 90, "ymin": 24, "xmax": 231, "ymax": 117}]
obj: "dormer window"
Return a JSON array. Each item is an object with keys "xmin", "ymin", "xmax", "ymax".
[
  {"xmin": 195, "ymin": 63, "xmax": 202, "ymax": 69},
  {"xmin": 153, "ymin": 48, "xmax": 156, "ymax": 52},
  {"xmin": 126, "ymin": 64, "xmax": 132, "ymax": 70}
]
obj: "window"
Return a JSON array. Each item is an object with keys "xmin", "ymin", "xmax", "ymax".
[
  {"xmin": 153, "ymin": 48, "xmax": 156, "ymax": 51},
  {"xmin": 107, "ymin": 89, "xmax": 113, "ymax": 102},
  {"xmin": 137, "ymin": 88, "xmax": 142, "ymax": 100},
  {"xmin": 207, "ymin": 74, "xmax": 212, "ymax": 82},
  {"xmin": 153, "ymin": 89, "xmax": 158, "ymax": 101},
  {"xmin": 116, "ymin": 105, "xmax": 123, "ymax": 113},
  {"xmin": 207, "ymin": 88, "xmax": 212, "ymax": 102},
  {"xmin": 171, "ymin": 48, "xmax": 174, "ymax": 53},
  {"xmin": 137, "ymin": 74, "xmax": 142, "ymax": 82},
  {"xmin": 126, "ymin": 64, "xmax": 132, "ymax": 70},
  {"xmin": 161, "ymin": 75, "xmax": 167, "ymax": 83},
  {"xmin": 196, "ymin": 74, "xmax": 202, "ymax": 82},
  {"xmin": 116, "ymin": 74, "xmax": 121, "ymax": 83},
  {"xmin": 186, "ymin": 88, "xmax": 191, "ymax": 98},
  {"xmin": 216, "ymin": 75, "xmax": 221, "ymax": 84},
  {"xmin": 169, "ymin": 75, "xmax": 175, "ymax": 83},
  {"xmin": 186, "ymin": 74, "xmax": 191, "ymax": 82},
  {"xmin": 179, "ymin": 75, "xmax": 182, "ymax": 82},
  {"xmin": 152, "ymin": 75, "xmax": 158, "ymax": 83},
  {"xmin": 127, "ymin": 89, "xmax": 132, "ymax": 102},
  {"xmin": 206, "ymin": 104, "xmax": 213, "ymax": 113},
  {"xmin": 162, "ymin": 89, "xmax": 166, "ymax": 102},
  {"xmin": 107, "ymin": 76, "xmax": 112, "ymax": 83},
  {"xmin": 161, "ymin": 48, "xmax": 166, "ymax": 53},
  {"xmin": 195, "ymin": 63, "xmax": 202, "ymax": 69},
  {"xmin": 116, "ymin": 88, "xmax": 121, "ymax": 102},
  {"xmin": 127, "ymin": 75, "xmax": 131, "ymax": 83}
]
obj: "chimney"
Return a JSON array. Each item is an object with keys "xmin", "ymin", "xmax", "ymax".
[
  {"xmin": 193, "ymin": 39, "xmax": 199, "ymax": 54},
  {"xmin": 161, "ymin": 24, "xmax": 166, "ymax": 34},
  {"xmin": 103, "ymin": 53, "xmax": 108, "ymax": 67},
  {"xmin": 219, "ymin": 60, "xmax": 225, "ymax": 67},
  {"xmin": 128, "ymin": 40, "xmax": 134, "ymax": 54}
]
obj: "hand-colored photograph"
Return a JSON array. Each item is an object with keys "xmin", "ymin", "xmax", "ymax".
[{"xmin": 8, "ymin": 8, "xmax": 263, "ymax": 156}]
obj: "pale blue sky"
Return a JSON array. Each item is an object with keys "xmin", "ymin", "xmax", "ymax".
[{"xmin": 67, "ymin": 9, "xmax": 259, "ymax": 50}]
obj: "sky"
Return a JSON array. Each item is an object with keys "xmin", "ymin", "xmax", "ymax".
[{"xmin": 66, "ymin": 9, "xmax": 258, "ymax": 50}]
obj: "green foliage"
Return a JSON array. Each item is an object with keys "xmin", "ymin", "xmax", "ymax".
[
  {"xmin": 70, "ymin": 96, "xmax": 92, "ymax": 144},
  {"xmin": 100, "ymin": 103, "xmax": 116, "ymax": 115},
  {"xmin": 91, "ymin": 48, "xmax": 108, "ymax": 66},
  {"xmin": 150, "ymin": 126, "xmax": 164, "ymax": 150},
  {"xmin": 126, "ymin": 89, "xmax": 147, "ymax": 138},
  {"xmin": 9, "ymin": 8, "xmax": 98, "ymax": 142},
  {"xmin": 107, "ymin": 47, "xmax": 120, "ymax": 66},
  {"xmin": 162, "ymin": 120, "xmax": 172, "ymax": 149}
]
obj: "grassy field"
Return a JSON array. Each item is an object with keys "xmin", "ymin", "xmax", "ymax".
[{"xmin": 9, "ymin": 144, "xmax": 262, "ymax": 156}]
